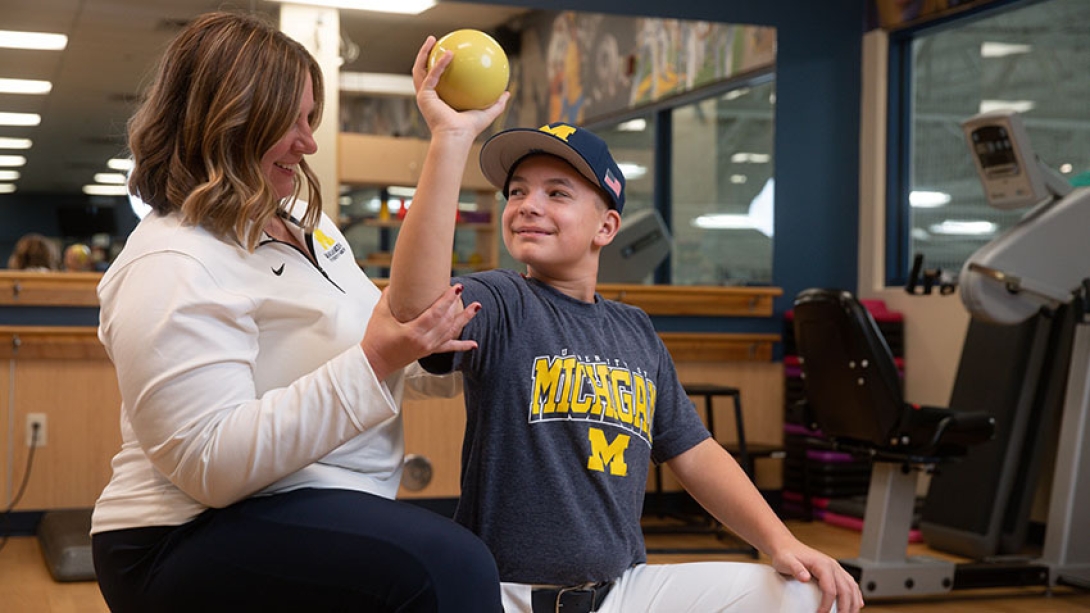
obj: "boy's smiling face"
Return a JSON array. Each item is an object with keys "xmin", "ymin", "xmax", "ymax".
[{"xmin": 502, "ymin": 154, "xmax": 620, "ymax": 283}]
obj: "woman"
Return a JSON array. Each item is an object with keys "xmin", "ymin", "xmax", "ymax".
[{"xmin": 91, "ymin": 12, "xmax": 502, "ymax": 612}]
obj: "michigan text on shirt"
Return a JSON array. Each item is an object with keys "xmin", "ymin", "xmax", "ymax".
[{"xmin": 527, "ymin": 351, "xmax": 656, "ymax": 448}]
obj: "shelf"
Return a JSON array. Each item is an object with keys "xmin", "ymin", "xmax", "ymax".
[
  {"xmin": 338, "ymin": 134, "xmax": 501, "ymax": 274},
  {"xmin": 357, "ymin": 246, "xmax": 492, "ymax": 272},
  {"xmin": 0, "ymin": 325, "xmax": 107, "ymax": 359},
  {"xmin": 0, "ymin": 271, "xmax": 102, "ymax": 306},
  {"xmin": 356, "ymin": 258, "xmax": 494, "ymax": 272},
  {"xmin": 338, "ymin": 133, "xmax": 495, "ymax": 191},
  {"xmin": 597, "ymin": 284, "xmax": 781, "ymax": 317},
  {"xmin": 358, "ymin": 218, "xmax": 493, "ymax": 230}
]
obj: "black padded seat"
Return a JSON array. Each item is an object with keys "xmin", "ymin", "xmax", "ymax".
[{"xmin": 791, "ymin": 288, "xmax": 995, "ymax": 462}]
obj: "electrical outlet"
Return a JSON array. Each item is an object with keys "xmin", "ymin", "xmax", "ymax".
[{"xmin": 26, "ymin": 413, "xmax": 47, "ymax": 447}]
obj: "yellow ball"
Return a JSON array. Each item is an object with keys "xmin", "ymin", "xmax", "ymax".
[{"xmin": 427, "ymin": 29, "xmax": 509, "ymax": 111}]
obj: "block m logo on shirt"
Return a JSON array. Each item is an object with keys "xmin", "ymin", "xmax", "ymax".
[{"xmin": 587, "ymin": 427, "xmax": 630, "ymax": 476}]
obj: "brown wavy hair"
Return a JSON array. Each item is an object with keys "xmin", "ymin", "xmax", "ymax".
[
  {"xmin": 127, "ymin": 11, "xmax": 324, "ymax": 251},
  {"xmin": 7, "ymin": 233, "xmax": 60, "ymax": 270}
]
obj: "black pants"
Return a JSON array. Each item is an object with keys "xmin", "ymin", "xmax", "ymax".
[{"xmin": 92, "ymin": 488, "xmax": 501, "ymax": 612}]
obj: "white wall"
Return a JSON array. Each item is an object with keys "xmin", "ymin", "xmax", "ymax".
[
  {"xmin": 279, "ymin": 4, "xmax": 341, "ymax": 220},
  {"xmin": 857, "ymin": 29, "xmax": 970, "ymax": 408}
]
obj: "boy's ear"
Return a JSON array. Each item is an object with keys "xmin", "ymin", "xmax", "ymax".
[{"xmin": 593, "ymin": 208, "xmax": 622, "ymax": 247}]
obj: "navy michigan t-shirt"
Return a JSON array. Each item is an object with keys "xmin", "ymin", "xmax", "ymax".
[{"xmin": 422, "ymin": 269, "xmax": 710, "ymax": 585}]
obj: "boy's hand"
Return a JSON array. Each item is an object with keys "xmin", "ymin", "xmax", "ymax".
[
  {"xmin": 412, "ymin": 36, "xmax": 509, "ymax": 140},
  {"xmin": 361, "ymin": 284, "xmax": 481, "ymax": 381},
  {"xmin": 771, "ymin": 544, "xmax": 865, "ymax": 613}
]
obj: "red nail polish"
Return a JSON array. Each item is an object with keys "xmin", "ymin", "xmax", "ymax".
[{"xmin": 454, "ymin": 285, "xmax": 463, "ymax": 295}]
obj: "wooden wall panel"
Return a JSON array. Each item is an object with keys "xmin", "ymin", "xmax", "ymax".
[
  {"xmin": 656, "ymin": 361, "xmax": 785, "ymax": 492},
  {"xmin": 7, "ymin": 358, "xmax": 121, "ymax": 510},
  {"xmin": 1, "ymin": 360, "xmax": 9, "ymax": 506},
  {"xmin": 398, "ymin": 396, "xmax": 466, "ymax": 499}
]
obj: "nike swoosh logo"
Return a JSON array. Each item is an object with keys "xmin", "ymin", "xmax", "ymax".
[{"xmin": 272, "ymin": 264, "xmax": 285, "ymax": 276}]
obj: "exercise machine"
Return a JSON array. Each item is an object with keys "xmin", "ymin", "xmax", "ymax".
[
  {"xmin": 794, "ymin": 110, "xmax": 1090, "ymax": 598},
  {"xmin": 954, "ymin": 110, "xmax": 1090, "ymax": 590}
]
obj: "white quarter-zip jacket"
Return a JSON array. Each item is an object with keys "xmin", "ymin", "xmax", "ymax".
[{"xmin": 92, "ymin": 200, "xmax": 418, "ymax": 534}]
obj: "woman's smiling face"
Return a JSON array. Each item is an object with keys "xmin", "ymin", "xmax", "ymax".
[{"xmin": 261, "ymin": 74, "xmax": 317, "ymax": 200}]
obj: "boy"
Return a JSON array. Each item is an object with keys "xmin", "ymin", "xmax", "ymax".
[{"xmin": 387, "ymin": 37, "xmax": 863, "ymax": 613}]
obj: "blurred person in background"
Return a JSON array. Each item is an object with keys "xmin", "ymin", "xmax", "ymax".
[{"xmin": 7, "ymin": 233, "xmax": 61, "ymax": 271}]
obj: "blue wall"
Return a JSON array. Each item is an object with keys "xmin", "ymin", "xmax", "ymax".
[{"xmin": 473, "ymin": 0, "xmax": 865, "ymax": 314}]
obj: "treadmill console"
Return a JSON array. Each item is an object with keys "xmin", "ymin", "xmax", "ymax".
[{"xmin": 962, "ymin": 111, "xmax": 1049, "ymax": 210}]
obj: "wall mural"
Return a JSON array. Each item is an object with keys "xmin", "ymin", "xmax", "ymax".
[
  {"xmin": 340, "ymin": 11, "xmax": 775, "ymax": 136},
  {"xmin": 497, "ymin": 11, "xmax": 774, "ymax": 129},
  {"xmin": 866, "ymin": 0, "xmax": 1002, "ymax": 30}
]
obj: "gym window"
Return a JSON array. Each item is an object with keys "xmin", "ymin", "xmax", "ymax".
[
  {"xmin": 586, "ymin": 72, "xmax": 775, "ymax": 286},
  {"xmin": 886, "ymin": 0, "xmax": 1090, "ymax": 286}
]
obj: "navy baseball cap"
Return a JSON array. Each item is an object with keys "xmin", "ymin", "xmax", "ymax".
[{"xmin": 479, "ymin": 122, "xmax": 626, "ymax": 214}]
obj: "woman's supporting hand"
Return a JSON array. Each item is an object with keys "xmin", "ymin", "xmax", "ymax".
[{"xmin": 362, "ymin": 284, "xmax": 481, "ymax": 381}]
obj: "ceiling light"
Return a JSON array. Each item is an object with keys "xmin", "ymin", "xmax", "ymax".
[
  {"xmin": 0, "ymin": 78, "xmax": 52, "ymax": 95},
  {"xmin": 267, "ymin": 0, "xmax": 436, "ymax": 15},
  {"xmin": 617, "ymin": 119, "xmax": 647, "ymax": 132},
  {"xmin": 107, "ymin": 158, "xmax": 134, "ymax": 171},
  {"xmin": 340, "ymin": 72, "xmax": 414, "ymax": 96},
  {"xmin": 691, "ymin": 214, "xmax": 755, "ymax": 230},
  {"xmin": 979, "ymin": 100, "xmax": 1034, "ymax": 114},
  {"xmin": 0, "ymin": 30, "xmax": 68, "ymax": 51},
  {"xmin": 909, "ymin": 190, "xmax": 951, "ymax": 208},
  {"xmin": 730, "ymin": 152, "xmax": 771, "ymax": 164},
  {"xmin": 0, "ymin": 112, "xmax": 41, "ymax": 127},
  {"xmin": 0, "ymin": 170, "xmax": 19, "ymax": 181},
  {"xmin": 0, "ymin": 155, "xmax": 26, "ymax": 167},
  {"xmin": 83, "ymin": 184, "xmax": 128, "ymax": 196},
  {"xmin": 0, "ymin": 137, "xmax": 31, "ymax": 149},
  {"xmin": 722, "ymin": 88, "xmax": 749, "ymax": 101},
  {"xmin": 929, "ymin": 220, "xmax": 997, "ymax": 236},
  {"xmin": 730, "ymin": 174, "xmax": 747, "ymax": 184},
  {"xmin": 1060, "ymin": 163, "xmax": 1073, "ymax": 174},
  {"xmin": 94, "ymin": 172, "xmax": 128, "ymax": 184},
  {"xmin": 0, "ymin": 183, "xmax": 15, "ymax": 194},
  {"xmin": 616, "ymin": 162, "xmax": 646, "ymax": 180},
  {"xmin": 981, "ymin": 42, "xmax": 1031, "ymax": 58}
]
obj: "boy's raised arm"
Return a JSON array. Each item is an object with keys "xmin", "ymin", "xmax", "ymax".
[{"xmin": 386, "ymin": 37, "xmax": 509, "ymax": 322}]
